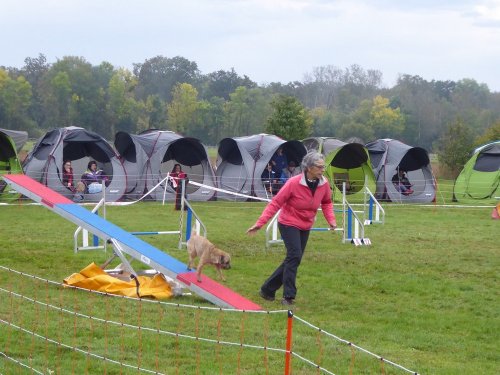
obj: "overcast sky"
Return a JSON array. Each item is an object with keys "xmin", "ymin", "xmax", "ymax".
[{"xmin": 2, "ymin": 0, "xmax": 500, "ymax": 92}]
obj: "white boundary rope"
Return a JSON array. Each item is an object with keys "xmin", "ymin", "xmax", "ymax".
[
  {"xmin": 188, "ymin": 181, "xmax": 270, "ymax": 202},
  {"xmin": 0, "ymin": 318, "xmax": 167, "ymax": 375},
  {"xmin": 0, "ymin": 350, "xmax": 44, "ymax": 375},
  {"xmin": 294, "ymin": 315, "xmax": 419, "ymax": 374}
]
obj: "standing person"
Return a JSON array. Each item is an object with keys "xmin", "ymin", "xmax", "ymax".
[
  {"xmin": 62, "ymin": 160, "xmax": 76, "ymax": 192},
  {"xmin": 169, "ymin": 163, "xmax": 188, "ymax": 210},
  {"xmin": 80, "ymin": 160, "xmax": 108, "ymax": 194},
  {"xmin": 246, "ymin": 151, "xmax": 337, "ymax": 306}
]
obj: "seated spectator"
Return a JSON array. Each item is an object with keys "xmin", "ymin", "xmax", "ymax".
[
  {"xmin": 270, "ymin": 147, "xmax": 287, "ymax": 178},
  {"xmin": 280, "ymin": 160, "xmax": 300, "ymax": 184},
  {"xmin": 261, "ymin": 162, "xmax": 281, "ymax": 196},
  {"xmin": 392, "ymin": 169, "xmax": 413, "ymax": 195},
  {"xmin": 62, "ymin": 160, "xmax": 76, "ymax": 192},
  {"xmin": 80, "ymin": 160, "xmax": 108, "ymax": 194}
]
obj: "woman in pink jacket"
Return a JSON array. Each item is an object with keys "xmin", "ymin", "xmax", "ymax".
[{"xmin": 247, "ymin": 151, "xmax": 337, "ymax": 306}]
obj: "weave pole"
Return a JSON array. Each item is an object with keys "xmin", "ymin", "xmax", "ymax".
[{"xmin": 284, "ymin": 310, "xmax": 294, "ymax": 375}]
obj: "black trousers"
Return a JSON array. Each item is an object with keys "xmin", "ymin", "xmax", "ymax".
[{"xmin": 261, "ymin": 223, "xmax": 310, "ymax": 299}]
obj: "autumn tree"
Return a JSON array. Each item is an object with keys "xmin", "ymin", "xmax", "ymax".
[
  {"xmin": 369, "ymin": 95, "xmax": 405, "ymax": 138},
  {"xmin": 265, "ymin": 95, "xmax": 312, "ymax": 140}
]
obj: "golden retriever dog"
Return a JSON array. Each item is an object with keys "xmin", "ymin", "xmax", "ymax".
[{"xmin": 187, "ymin": 233, "xmax": 231, "ymax": 282}]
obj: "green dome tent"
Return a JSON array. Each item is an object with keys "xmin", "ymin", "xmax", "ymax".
[
  {"xmin": 453, "ymin": 141, "xmax": 500, "ymax": 203},
  {"xmin": 0, "ymin": 128, "xmax": 27, "ymax": 202},
  {"xmin": 302, "ymin": 137, "xmax": 376, "ymax": 202}
]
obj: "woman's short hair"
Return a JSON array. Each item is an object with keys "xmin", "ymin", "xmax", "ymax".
[
  {"xmin": 87, "ymin": 160, "xmax": 97, "ymax": 169},
  {"xmin": 301, "ymin": 151, "xmax": 324, "ymax": 170}
]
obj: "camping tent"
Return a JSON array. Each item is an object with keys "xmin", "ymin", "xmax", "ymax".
[
  {"xmin": 216, "ymin": 134, "xmax": 307, "ymax": 201},
  {"xmin": 453, "ymin": 141, "xmax": 500, "ymax": 203},
  {"xmin": 23, "ymin": 126, "xmax": 126, "ymax": 202},
  {"xmin": 302, "ymin": 137, "xmax": 376, "ymax": 201},
  {"xmin": 114, "ymin": 130, "xmax": 216, "ymax": 201},
  {"xmin": 0, "ymin": 129, "xmax": 28, "ymax": 201},
  {"xmin": 365, "ymin": 139, "xmax": 436, "ymax": 203},
  {"xmin": 0, "ymin": 128, "xmax": 28, "ymax": 153}
]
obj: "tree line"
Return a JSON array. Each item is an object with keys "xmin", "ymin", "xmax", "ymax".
[{"xmin": 1, "ymin": 54, "xmax": 499, "ymax": 163}]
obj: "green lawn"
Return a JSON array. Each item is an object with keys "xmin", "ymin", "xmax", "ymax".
[{"xmin": 0, "ymin": 196, "xmax": 498, "ymax": 374}]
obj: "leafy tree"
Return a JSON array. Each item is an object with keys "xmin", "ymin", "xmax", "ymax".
[
  {"xmin": 133, "ymin": 56, "xmax": 199, "ymax": 102},
  {"xmin": 167, "ymin": 83, "xmax": 200, "ymax": 134},
  {"xmin": 145, "ymin": 95, "xmax": 167, "ymax": 130},
  {"xmin": 390, "ymin": 75, "xmax": 454, "ymax": 149},
  {"xmin": 40, "ymin": 56, "xmax": 104, "ymax": 131},
  {"xmin": 224, "ymin": 86, "xmax": 249, "ymax": 137},
  {"xmin": 21, "ymin": 54, "xmax": 49, "ymax": 128},
  {"xmin": 339, "ymin": 99, "xmax": 374, "ymax": 141},
  {"xmin": 47, "ymin": 71, "xmax": 72, "ymax": 126},
  {"xmin": 369, "ymin": 95, "xmax": 405, "ymax": 138},
  {"xmin": 191, "ymin": 97, "xmax": 226, "ymax": 144},
  {"xmin": 265, "ymin": 95, "xmax": 312, "ymax": 140},
  {"xmin": 436, "ymin": 119, "xmax": 474, "ymax": 177},
  {"xmin": 310, "ymin": 106, "xmax": 346, "ymax": 137},
  {"xmin": 475, "ymin": 121, "xmax": 500, "ymax": 146},
  {"xmin": 201, "ymin": 68, "xmax": 256, "ymax": 100},
  {"xmin": 0, "ymin": 69, "xmax": 34, "ymax": 131},
  {"xmin": 107, "ymin": 69, "xmax": 143, "ymax": 138}
]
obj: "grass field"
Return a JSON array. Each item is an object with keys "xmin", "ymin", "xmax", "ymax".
[{"xmin": 0, "ymin": 184, "xmax": 498, "ymax": 374}]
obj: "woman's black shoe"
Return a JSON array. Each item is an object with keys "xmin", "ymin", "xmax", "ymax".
[{"xmin": 259, "ymin": 290, "xmax": 275, "ymax": 301}]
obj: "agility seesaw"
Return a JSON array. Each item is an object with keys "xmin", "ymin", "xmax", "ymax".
[{"xmin": 2, "ymin": 174, "xmax": 261, "ymax": 310}]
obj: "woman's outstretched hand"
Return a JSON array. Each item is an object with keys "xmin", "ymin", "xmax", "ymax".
[{"xmin": 246, "ymin": 224, "xmax": 260, "ymax": 236}]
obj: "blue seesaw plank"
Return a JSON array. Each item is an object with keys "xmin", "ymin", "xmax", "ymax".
[{"xmin": 57, "ymin": 203, "xmax": 189, "ymax": 275}]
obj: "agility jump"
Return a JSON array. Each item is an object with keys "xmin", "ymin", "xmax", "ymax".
[{"xmin": 3, "ymin": 174, "xmax": 261, "ymax": 311}]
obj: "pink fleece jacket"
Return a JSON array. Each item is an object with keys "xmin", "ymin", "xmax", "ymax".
[{"xmin": 254, "ymin": 173, "xmax": 336, "ymax": 231}]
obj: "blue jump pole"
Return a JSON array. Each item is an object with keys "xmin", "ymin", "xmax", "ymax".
[
  {"xmin": 347, "ymin": 207, "xmax": 353, "ymax": 240},
  {"xmin": 185, "ymin": 208, "xmax": 193, "ymax": 241}
]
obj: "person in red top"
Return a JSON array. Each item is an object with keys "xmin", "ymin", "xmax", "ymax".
[
  {"xmin": 169, "ymin": 163, "xmax": 188, "ymax": 210},
  {"xmin": 247, "ymin": 151, "xmax": 336, "ymax": 306},
  {"xmin": 62, "ymin": 160, "xmax": 76, "ymax": 192}
]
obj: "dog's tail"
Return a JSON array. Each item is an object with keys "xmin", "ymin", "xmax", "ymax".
[{"xmin": 191, "ymin": 224, "xmax": 201, "ymax": 236}]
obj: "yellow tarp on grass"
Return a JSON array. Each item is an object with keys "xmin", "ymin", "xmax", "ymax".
[{"xmin": 64, "ymin": 262, "xmax": 173, "ymax": 299}]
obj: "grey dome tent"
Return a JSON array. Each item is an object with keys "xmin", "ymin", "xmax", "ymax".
[
  {"xmin": 0, "ymin": 128, "xmax": 28, "ymax": 201},
  {"xmin": 302, "ymin": 137, "xmax": 376, "ymax": 202},
  {"xmin": 215, "ymin": 134, "xmax": 307, "ymax": 201},
  {"xmin": 453, "ymin": 141, "xmax": 500, "ymax": 203},
  {"xmin": 114, "ymin": 130, "xmax": 216, "ymax": 201},
  {"xmin": 365, "ymin": 139, "xmax": 436, "ymax": 203},
  {"xmin": 23, "ymin": 126, "xmax": 126, "ymax": 202}
]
